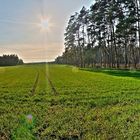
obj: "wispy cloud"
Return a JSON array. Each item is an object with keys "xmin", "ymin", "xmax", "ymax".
[
  {"xmin": 0, "ymin": 42, "xmax": 64, "ymax": 62},
  {"xmin": 0, "ymin": 0, "xmax": 92, "ymax": 62}
]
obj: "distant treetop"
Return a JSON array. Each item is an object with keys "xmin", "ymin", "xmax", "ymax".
[{"xmin": 0, "ymin": 54, "xmax": 24, "ymax": 66}]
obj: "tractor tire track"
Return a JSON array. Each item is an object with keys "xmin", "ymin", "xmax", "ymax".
[
  {"xmin": 45, "ymin": 72, "xmax": 59, "ymax": 96},
  {"xmin": 30, "ymin": 72, "xmax": 39, "ymax": 96}
]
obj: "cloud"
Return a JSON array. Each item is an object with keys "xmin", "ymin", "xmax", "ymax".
[
  {"xmin": 0, "ymin": 42, "xmax": 64, "ymax": 62},
  {"xmin": 0, "ymin": 0, "xmax": 93, "ymax": 62}
]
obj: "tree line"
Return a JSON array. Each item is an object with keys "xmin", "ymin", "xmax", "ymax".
[
  {"xmin": 55, "ymin": 0, "xmax": 140, "ymax": 69},
  {"xmin": 0, "ymin": 54, "xmax": 24, "ymax": 66}
]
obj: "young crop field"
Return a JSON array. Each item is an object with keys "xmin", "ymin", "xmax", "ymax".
[{"xmin": 0, "ymin": 64, "xmax": 140, "ymax": 140}]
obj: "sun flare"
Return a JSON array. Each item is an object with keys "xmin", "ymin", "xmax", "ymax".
[
  {"xmin": 38, "ymin": 16, "xmax": 53, "ymax": 32},
  {"xmin": 41, "ymin": 19, "xmax": 48, "ymax": 29}
]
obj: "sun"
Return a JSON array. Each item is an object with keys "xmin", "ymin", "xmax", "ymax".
[
  {"xmin": 38, "ymin": 16, "xmax": 53, "ymax": 32},
  {"xmin": 41, "ymin": 19, "xmax": 48, "ymax": 30}
]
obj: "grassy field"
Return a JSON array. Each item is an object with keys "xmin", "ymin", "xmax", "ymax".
[{"xmin": 0, "ymin": 64, "xmax": 140, "ymax": 139}]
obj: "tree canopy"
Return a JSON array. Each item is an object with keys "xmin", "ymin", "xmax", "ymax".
[
  {"xmin": 55, "ymin": 0, "xmax": 140, "ymax": 69},
  {"xmin": 0, "ymin": 54, "xmax": 24, "ymax": 66}
]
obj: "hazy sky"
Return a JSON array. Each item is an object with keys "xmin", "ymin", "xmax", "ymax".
[{"xmin": 0, "ymin": 0, "xmax": 93, "ymax": 62}]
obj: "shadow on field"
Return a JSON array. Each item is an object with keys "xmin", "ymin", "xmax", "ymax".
[{"xmin": 81, "ymin": 68, "xmax": 140, "ymax": 79}]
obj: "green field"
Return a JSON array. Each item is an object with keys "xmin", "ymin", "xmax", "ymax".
[{"xmin": 0, "ymin": 64, "xmax": 140, "ymax": 139}]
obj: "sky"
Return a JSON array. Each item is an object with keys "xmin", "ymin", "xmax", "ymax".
[{"xmin": 0, "ymin": 0, "xmax": 93, "ymax": 62}]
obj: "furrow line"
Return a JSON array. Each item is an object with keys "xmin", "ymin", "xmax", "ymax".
[
  {"xmin": 45, "ymin": 72, "xmax": 59, "ymax": 95},
  {"xmin": 30, "ymin": 72, "xmax": 39, "ymax": 96}
]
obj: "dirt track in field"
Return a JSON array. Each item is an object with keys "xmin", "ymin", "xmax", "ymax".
[
  {"xmin": 30, "ymin": 72, "xmax": 39, "ymax": 96},
  {"xmin": 45, "ymin": 72, "xmax": 59, "ymax": 96}
]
